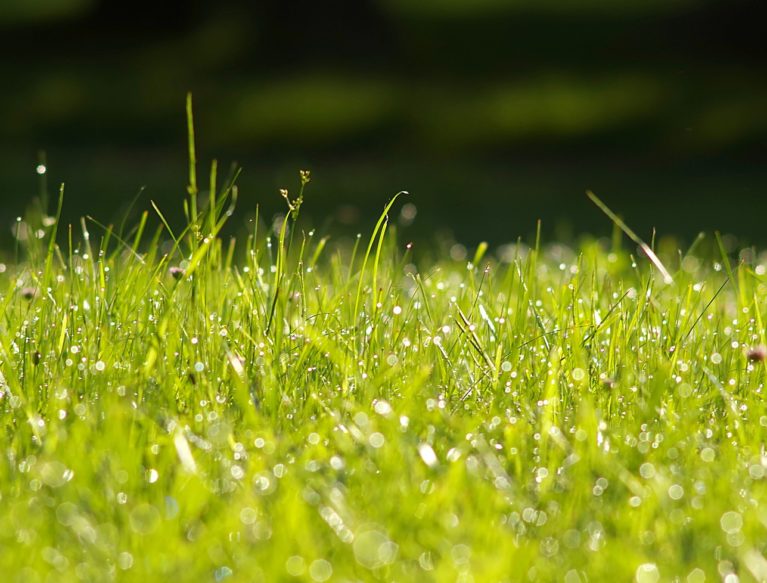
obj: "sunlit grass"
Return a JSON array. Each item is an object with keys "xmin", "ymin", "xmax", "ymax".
[{"xmin": 2, "ymin": 122, "xmax": 767, "ymax": 581}]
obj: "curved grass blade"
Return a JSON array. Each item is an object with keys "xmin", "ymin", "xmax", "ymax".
[{"xmin": 587, "ymin": 190, "xmax": 673, "ymax": 284}]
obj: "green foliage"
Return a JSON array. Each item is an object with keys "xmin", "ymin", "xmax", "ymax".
[{"xmin": 2, "ymin": 165, "xmax": 767, "ymax": 581}]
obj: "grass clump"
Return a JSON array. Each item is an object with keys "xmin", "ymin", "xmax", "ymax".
[
  {"xmin": 3, "ymin": 182, "xmax": 767, "ymax": 583},
  {"xmin": 2, "ymin": 113, "xmax": 767, "ymax": 582}
]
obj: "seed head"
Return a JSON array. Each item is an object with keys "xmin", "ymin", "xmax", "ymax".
[
  {"xmin": 169, "ymin": 266, "xmax": 185, "ymax": 280},
  {"xmin": 601, "ymin": 376, "xmax": 617, "ymax": 389},
  {"xmin": 746, "ymin": 345, "xmax": 767, "ymax": 362},
  {"xmin": 21, "ymin": 287, "xmax": 37, "ymax": 300}
]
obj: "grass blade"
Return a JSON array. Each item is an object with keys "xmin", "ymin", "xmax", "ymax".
[{"xmin": 587, "ymin": 190, "xmax": 673, "ymax": 284}]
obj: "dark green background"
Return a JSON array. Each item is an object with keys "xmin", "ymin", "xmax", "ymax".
[{"xmin": 1, "ymin": 0, "xmax": 765, "ymax": 246}]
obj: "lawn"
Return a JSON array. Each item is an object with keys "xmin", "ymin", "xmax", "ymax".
[{"xmin": 2, "ymin": 125, "xmax": 766, "ymax": 582}]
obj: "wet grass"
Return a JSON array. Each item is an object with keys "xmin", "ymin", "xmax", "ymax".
[{"xmin": 3, "ymin": 137, "xmax": 767, "ymax": 582}]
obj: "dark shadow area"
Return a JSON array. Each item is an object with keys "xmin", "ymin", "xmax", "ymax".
[{"xmin": 1, "ymin": 0, "xmax": 765, "ymax": 246}]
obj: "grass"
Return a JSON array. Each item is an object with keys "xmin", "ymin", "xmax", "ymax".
[{"xmin": 3, "ymin": 117, "xmax": 767, "ymax": 583}]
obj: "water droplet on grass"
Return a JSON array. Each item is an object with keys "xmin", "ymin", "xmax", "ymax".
[
  {"xmin": 239, "ymin": 507, "xmax": 258, "ymax": 525},
  {"xmin": 129, "ymin": 504, "xmax": 160, "ymax": 535},
  {"xmin": 39, "ymin": 461, "xmax": 70, "ymax": 488},
  {"xmin": 285, "ymin": 556, "xmax": 305, "ymax": 576},
  {"xmin": 369, "ymin": 433, "xmax": 385, "ymax": 448},
  {"xmin": 635, "ymin": 563, "xmax": 660, "ymax": 583},
  {"xmin": 353, "ymin": 529, "xmax": 397, "ymax": 569},
  {"xmin": 451, "ymin": 543, "xmax": 471, "ymax": 566},
  {"xmin": 668, "ymin": 484, "xmax": 684, "ymax": 500},
  {"xmin": 418, "ymin": 443, "xmax": 438, "ymax": 468},
  {"xmin": 117, "ymin": 552, "xmax": 133, "ymax": 570},
  {"xmin": 720, "ymin": 511, "xmax": 742, "ymax": 534},
  {"xmin": 373, "ymin": 400, "xmax": 392, "ymax": 416},
  {"xmin": 309, "ymin": 559, "xmax": 332, "ymax": 582},
  {"xmin": 639, "ymin": 463, "xmax": 655, "ymax": 479}
]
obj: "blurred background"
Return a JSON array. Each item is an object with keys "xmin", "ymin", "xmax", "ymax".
[{"xmin": 0, "ymin": 0, "xmax": 765, "ymax": 247}]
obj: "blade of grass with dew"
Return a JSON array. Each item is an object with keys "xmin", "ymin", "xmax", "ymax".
[{"xmin": 587, "ymin": 190, "xmax": 674, "ymax": 284}]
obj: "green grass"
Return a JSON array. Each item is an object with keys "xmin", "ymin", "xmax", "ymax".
[{"xmin": 3, "ymin": 142, "xmax": 767, "ymax": 582}]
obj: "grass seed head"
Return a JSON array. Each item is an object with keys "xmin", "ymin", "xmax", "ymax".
[
  {"xmin": 747, "ymin": 345, "xmax": 767, "ymax": 362},
  {"xmin": 169, "ymin": 266, "xmax": 185, "ymax": 280}
]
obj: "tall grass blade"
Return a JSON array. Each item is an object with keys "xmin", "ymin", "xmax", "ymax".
[{"xmin": 587, "ymin": 190, "xmax": 673, "ymax": 284}]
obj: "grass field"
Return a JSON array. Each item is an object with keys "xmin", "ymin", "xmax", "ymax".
[{"xmin": 3, "ymin": 121, "xmax": 767, "ymax": 582}]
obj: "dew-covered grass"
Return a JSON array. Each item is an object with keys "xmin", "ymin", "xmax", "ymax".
[{"xmin": 3, "ymin": 121, "xmax": 767, "ymax": 583}]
